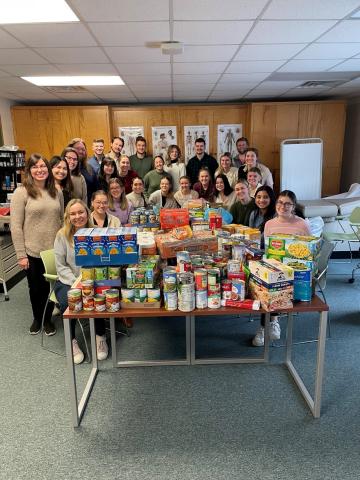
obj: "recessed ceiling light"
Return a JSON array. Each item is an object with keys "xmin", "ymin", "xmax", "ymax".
[
  {"xmin": 0, "ymin": 0, "xmax": 79, "ymax": 24},
  {"xmin": 22, "ymin": 76, "xmax": 125, "ymax": 86}
]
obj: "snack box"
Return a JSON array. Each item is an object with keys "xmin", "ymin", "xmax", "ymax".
[
  {"xmin": 265, "ymin": 234, "xmax": 322, "ymax": 261},
  {"xmin": 249, "ymin": 258, "xmax": 294, "ymax": 284},
  {"xmin": 248, "ymin": 275, "xmax": 293, "ymax": 311}
]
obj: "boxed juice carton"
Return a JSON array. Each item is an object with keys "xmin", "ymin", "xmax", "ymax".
[
  {"xmin": 249, "ymin": 258, "xmax": 294, "ymax": 283},
  {"xmin": 248, "ymin": 275, "xmax": 293, "ymax": 311}
]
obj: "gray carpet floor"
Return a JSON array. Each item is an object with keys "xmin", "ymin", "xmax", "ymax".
[{"xmin": 1, "ymin": 260, "xmax": 360, "ymax": 480}]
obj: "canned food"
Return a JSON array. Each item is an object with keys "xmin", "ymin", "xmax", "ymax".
[
  {"xmin": 231, "ymin": 280, "xmax": 246, "ymax": 301},
  {"xmin": 81, "ymin": 267, "xmax": 94, "ymax": 281},
  {"xmin": 130, "ymin": 212, "xmax": 140, "ymax": 224},
  {"xmin": 164, "ymin": 291, "xmax": 177, "ymax": 311},
  {"xmin": 207, "ymin": 268, "xmax": 221, "ymax": 287},
  {"xmin": 176, "ymin": 251, "xmax": 192, "ymax": 273},
  {"xmin": 139, "ymin": 213, "xmax": 147, "ymax": 224},
  {"xmin": 221, "ymin": 240, "xmax": 232, "ymax": 259},
  {"xmin": 227, "ymin": 260, "xmax": 242, "ymax": 274},
  {"xmin": 195, "ymin": 289, "xmax": 208, "ymax": 309},
  {"xmin": 94, "ymin": 294, "xmax": 106, "ymax": 312},
  {"xmin": 134, "ymin": 288, "xmax": 147, "ymax": 303},
  {"xmin": 108, "ymin": 266, "xmax": 120, "ymax": 280},
  {"xmin": 121, "ymin": 288, "xmax": 135, "ymax": 303},
  {"xmin": 94, "ymin": 267, "xmax": 108, "ymax": 281},
  {"xmin": 194, "ymin": 269, "xmax": 207, "ymax": 291},
  {"xmin": 148, "ymin": 212, "xmax": 157, "ymax": 223},
  {"xmin": 105, "ymin": 289, "xmax": 120, "ymax": 312},
  {"xmin": 83, "ymin": 296, "xmax": 95, "ymax": 311},
  {"xmin": 67, "ymin": 288, "xmax": 82, "ymax": 312},
  {"xmin": 81, "ymin": 279, "xmax": 94, "ymax": 298},
  {"xmin": 147, "ymin": 288, "xmax": 161, "ymax": 302},
  {"xmin": 208, "ymin": 292, "xmax": 221, "ymax": 309},
  {"xmin": 178, "ymin": 282, "xmax": 195, "ymax": 312},
  {"xmin": 163, "ymin": 267, "xmax": 177, "ymax": 292},
  {"xmin": 221, "ymin": 279, "xmax": 232, "ymax": 300}
]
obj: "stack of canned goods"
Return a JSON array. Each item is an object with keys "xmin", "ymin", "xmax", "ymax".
[
  {"xmin": 163, "ymin": 266, "xmax": 177, "ymax": 310},
  {"xmin": 129, "ymin": 207, "xmax": 158, "ymax": 226},
  {"xmin": 193, "ymin": 269, "xmax": 207, "ymax": 309},
  {"xmin": 177, "ymin": 272, "xmax": 195, "ymax": 312}
]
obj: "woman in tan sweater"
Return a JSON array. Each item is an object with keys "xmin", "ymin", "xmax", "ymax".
[{"xmin": 11, "ymin": 153, "xmax": 64, "ymax": 336}]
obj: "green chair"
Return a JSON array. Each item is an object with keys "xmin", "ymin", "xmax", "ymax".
[
  {"xmin": 40, "ymin": 249, "xmax": 90, "ymax": 360},
  {"xmin": 323, "ymin": 207, "xmax": 360, "ymax": 265}
]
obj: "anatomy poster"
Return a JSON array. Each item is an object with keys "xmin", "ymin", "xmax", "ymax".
[
  {"xmin": 217, "ymin": 124, "xmax": 242, "ymax": 160},
  {"xmin": 118, "ymin": 126, "xmax": 144, "ymax": 156},
  {"xmin": 183, "ymin": 125, "xmax": 210, "ymax": 164},
  {"xmin": 151, "ymin": 126, "xmax": 177, "ymax": 159}
]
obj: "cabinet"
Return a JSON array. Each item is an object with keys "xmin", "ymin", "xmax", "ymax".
[
  {"xmin": 0, "ymin": 233, "xmax": 21, "ymax": 299},
  {"xmin": 0, "ymin": 150, "xmax": 26, "ymax": 203}
]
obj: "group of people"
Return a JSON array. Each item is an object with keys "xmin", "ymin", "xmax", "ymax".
[{"xmin": 10, "ymin": 133, "xmax": 310, "ymax": 363}]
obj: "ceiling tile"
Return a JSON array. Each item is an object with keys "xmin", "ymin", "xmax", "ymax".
[
  {"xmin": 174, "ymin": 85, "xmax": 215, "ymax": 92},
  {"xmin": 88, "ymin": 22, "xmax": 170, "ymax": 47},
  {"xmin": 136, "ymin": 95, "xmax": 172, "ymax": 100},
  {"xmin": 235, "ymin": 43, "xmax": 307, "ymax": 60},
  {"xmin": 214, "ymin": 83, "xmax": 256, "ymax": 91},
  {"xmin": 4, "ymin": 24, "xmax": 97, "ymax": 48},
  {"xmin": 173, "ymin": 74, "xmax": 220, "ymax": 84},
  {"xmin": 173, "ymin": 21, "xmax": 253, "ymax": 44},
  {"xmin": 317, "ymin": 20, "xmax": 360, "ymax": 42},
  {"xmin": 173, "ymin": 0, "xmax": 268, "ymax": 20},
  {"xmin": 173, "ymin": 45, "xmax": 238, "ymax": 62},
  {"xmin": 173, "ymin": 62, "xmax": 228, "ymax": 74},
  {"xmin": 220, "ymin": 72, "xmax": 270, "ymax": 82},
  {"xmin": 0, "ymin": 49, "xmax": 47, "ymax": 64},
  {"xmin": 115, "ymin": 63, "xmax": 171, "ymax": 74},
  {"xmin": 71, "ymin": 0, "xmax": 169, "ymax": 21},
  {"xmin": 35, "ymin": 47, "xmax": 109, "ymax": 63},
  {"xmin": 262, "ymin": 0, "xmax": 360, "ymax": 19},
  {"xmin": 83, "ymin": 85, "xmax": 133, "ymax": 94},
  {"xmin": 279, "ymin": 59, "xmax": 342, "ymax": 72},
  {"xmin": 132, "ymin": 86, "xmax": 172, "ymax": 94},
  {"xmin": 244, "ymin": 92, "xmax": 279, "ymax": 99},
  {"xmin": 246, "ymin": 20, "xmax": 336, "ymax": 44},
  {"xmin": 256, "ymin": 81, "xmax": 303, "ymax": 89},
  {"xmin": 335, "ymin": 77, "xmax": 360, "ymax": 87},
  {"xmin": 122, "ymin": 75, "xmax": 172, "ymax": 85},
  {"xmin": 329, "ymin": 59, "xmax": 360, "ymax": 71},
  {"xmin": 0, "ymin": 28, "xmax": 24, "ymax": 48},
  {"xmin": 105, "ymin": 46, "xmax": 169, "ymax": 63},
  {"xmin": 56, "ymin": 64, "xmax": 118, "ymax": 75},
  {"xmin": 55, "ymin": 93, "xmax": 100, "ymax": 101},
  {"xmin": 0, "ymin": 64, "xmax": 61, "ymax": 76},
  {"xmin": 295, "ymin": 43, "xmax": 360, "ymax": 59},
  {"xmin": 226, "ymin": 61, "xmax": 284, "ymax": 73}
]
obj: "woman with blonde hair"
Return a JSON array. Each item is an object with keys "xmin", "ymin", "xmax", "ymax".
[
  {"xmin": 54, "ymin": 199, "xmax": 108, "ymax": 364},
  {"xmin": 215, "ymin": 152, "xmax": 238, "ymax": 188},
  {"xmin": 11, "ymin": 153, "xmax": 64, "ymax": 336},
  {"xmin": 163, "ymin": 144, "xmax": 186, "ymax": 192},
  {"xmin": 108, "ymin": 178, "xmax": 134, "ymax": 224}
]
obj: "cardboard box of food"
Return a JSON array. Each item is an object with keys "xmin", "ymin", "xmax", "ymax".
[
  {"xmin": 265, "ymin": 234, "xmax": 322, "ymax": 261},
  {"xmin": 248, "ymin": 259, "xmax": 294, "ymax": 284},
  {"xmin": 249, "ymin": 275, "xmax": 293, "ymax": 311}
]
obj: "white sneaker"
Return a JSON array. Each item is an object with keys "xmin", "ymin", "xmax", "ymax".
[
  {"xmin": 252, "ymin": 327, "xmax": 264, "ymax": 347},
  {"xmin": 72, "ymin": 339, "xmax": 84, "ymax": 365},
  {"xmin": 269, "ymin": 317, "xmax": 281, "ymax": 341},
  {"xmin": 96, "ymin": 335, "xmax": 108, "ymax": 361}
]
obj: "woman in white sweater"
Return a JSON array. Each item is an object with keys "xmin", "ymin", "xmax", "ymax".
[
  {"xmin": 54, "ymin": 199, "xmax": 108, "ymax": 364},
  {"xmin": 163, "ymin": 144, "xmax": 186, "ymax": 192},
  {"xmin": 11, "ymin": 153, "xmax": 64, "ymax": 336}
]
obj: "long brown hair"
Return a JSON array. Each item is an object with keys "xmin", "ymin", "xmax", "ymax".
[
  {"xmin": 165, "ymin": 144, "xmax": 183, "ymax": 166},
  {"xmin": 59, "ymin": 198, "xmax": 93, "ymax": 244},
  {"xmin": 49, "ymin": 155, "xmax": 74, "ymax": 195},
  {"xmin": 61, "ymin": 147, "xmax": 80, "ymax": 176},
  {"xmin": 108, "ymin": 178, "xmax": 129, "ymax": 210},
  {"xmin": 23, "ymin": 153, "xmax": 57, "ymax": 199}
]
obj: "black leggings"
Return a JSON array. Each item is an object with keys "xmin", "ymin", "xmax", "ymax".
[
  {"xmin": 260, "ymin": 313, "xmax": 278, "ymax": 327},
  {"xmin": 26, "ymin": 255, "xmax": 53, "ymax": 325}
]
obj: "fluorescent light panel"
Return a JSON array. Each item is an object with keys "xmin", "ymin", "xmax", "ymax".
[
  {"xmin": 22, "ymin": 76, "xmax": 125, "ymax": 86},
  {"xmin": 0, "ymin": 0, "xmax": 79, "ymax": 24}
]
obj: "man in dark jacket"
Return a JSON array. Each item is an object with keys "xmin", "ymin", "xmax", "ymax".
[{"xmin": 186, "ymin": 137, "xmax": 218, "ymax": 186}]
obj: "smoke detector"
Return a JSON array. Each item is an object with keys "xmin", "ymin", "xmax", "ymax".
[{"xmin": 161, "ymin": 41, "xmax": 184, "ymax": 55}]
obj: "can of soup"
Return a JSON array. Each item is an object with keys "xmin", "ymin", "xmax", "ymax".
[
  {"xmin": 83, "ymin": 295, "xmax": 95, "ymax": 311},
  {"xmin": 194, "ymin": 269, "xmax": 207, "ymax": 291},
  {"xmin": 163, "ymin": 267, "xmax": 177, "ymax": 292},
  {"xmin": 81, "ymin": 279, "xmax": 94, "ymax": 298},
  {"xmin": 195, "ymin": 289, "xmax": 208, "ymax": 309},
  {"xmin": 105, "ymin": 289, "xmax": 120, "ymax": 312},
  {"xmin": 94, "ymin": 294, "xmax": 106, "ymax": 312},
  {"xmin": 67, "ymin": 288, "xmax": 82, "ymax": 312}
]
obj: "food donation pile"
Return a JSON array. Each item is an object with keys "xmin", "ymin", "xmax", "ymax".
[{"xmin": 66, "ymin": 205, "xmax": 322, "ymax": 314}]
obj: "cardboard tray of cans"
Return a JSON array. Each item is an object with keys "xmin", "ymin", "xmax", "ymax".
[{"xmin": 120, "ymin": 301, "xmax": 161, "ymax": 309}]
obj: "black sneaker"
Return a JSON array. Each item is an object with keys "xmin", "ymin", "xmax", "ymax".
[
  {"xmin": 44, "ymin": 321, "xmax": 56, "ymax": 337},
  {"xmin": 29, "ymin": 320, "xmax": 41, "ymax": 335}
]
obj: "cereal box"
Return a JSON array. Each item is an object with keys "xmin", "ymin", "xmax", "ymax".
[{"xmin": 249, "ymin": 275, "xmax": 293, "ymax": 311}]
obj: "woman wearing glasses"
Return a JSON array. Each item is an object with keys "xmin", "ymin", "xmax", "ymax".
[
  {"xmin": 61, "ymin": 147, "xmax": 87, "ymax": 204},
  {"xmin": 252, "ymin": 190, "xmax": 310, "ymax": 347},
  {"xmin": 90, "ymin": 190, "xmax": 120, "ymax": 228},
  {"xmin": 11, "ymin": 154, "xmax": 64, "ymax": 336}
]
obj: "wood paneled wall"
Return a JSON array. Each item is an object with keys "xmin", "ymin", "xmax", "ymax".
[
  {"xmin": 111, "ymin": 104, "xmax": 249, "ymax": 158},
  {"xmin": 11, "ymin": 100, "xmax": 346, "ymax": 195},
  {"xmin": 249, "ymin": 100, "xmax": 346, "ymax": 195},
  {"xmin": 11, "ymin": 106, "xmax": 110, "ymax": 160}
]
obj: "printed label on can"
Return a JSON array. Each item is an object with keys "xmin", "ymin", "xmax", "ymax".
[
  {"xmin": 94, "ymin": 294, "xmax": 106, "ymax": 312},
  {"xmin": 81, "ymin": 267, "xmax": 94, "ymax": 281},
  {"xmin": 83, "ymin": 296, "xmax": 95, "ymax": 311},
  {"xmin": 164, "ymin": 291, "xmax": 178, "ymax": 311},
  {"xmin": 207, "ymin": 293, "xmax": 221, "ymax": 309},
  {"xmin": 105, "ymin": 289, "xmax": 120, "ymax": 312},
  {"xmin": 134, "ymin": 288, "xmax": 147, "ymax": 303},
  {"xmin": 94, "ymin": 267, "xmax": 108, "ymax": 281},
  {"xmin": 196, "ymin": 290, "xmax": 208, "ymax": 309},
  {"xmin": 163, "ymin": 267, "xmax": 177, "ymax": 292},
  {"xmin": 67, "ymin": 289, "xmax": 82, "ymax": 312},
  {"xmin": 194, "ymin": 269, "xmax": 208, "ymax": 291},
  {"xmin": 121, "ymin": 288, "xmax": 135, "ymax": 303}
]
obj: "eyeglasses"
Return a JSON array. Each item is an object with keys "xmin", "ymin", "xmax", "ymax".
[
  {"xmin": 276, "ymin": 200, "xmax": 294, "ymax": 208},
  {"xmin": 30, "ymin": 165, "xmax": 47, "ymax": 171},
  {"xmin": 65, "ymin": 156, "xmax": 78, "ymax": 162},
  {"xmin": 94, "ymin": 201, "xmax": 108, "ymax": 206}
]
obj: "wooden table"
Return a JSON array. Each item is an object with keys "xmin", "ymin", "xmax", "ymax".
[{"xmin": 63, "ymin": 296, "xmax": 328, "ymax": 427}]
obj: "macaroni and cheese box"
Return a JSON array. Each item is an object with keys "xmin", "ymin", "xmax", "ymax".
[
  {"xmin": 89, "ymin": 228, "xmax": 108, "ymax": 256},
  {"xmin": 74, "ymin": 228, "xmax": 93, "ymax": 257},
  {"xmin": 248, "ymin": 259, "xmax": 294, "ymax": 284},
  {"xmin": 265, "ymin": 234, "xmax": 321, "ymax": 262}
]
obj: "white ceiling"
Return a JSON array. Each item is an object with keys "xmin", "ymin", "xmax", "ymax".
[{"xmin": 0, "ymin": 0, "xmax": 360, "ymax": 104}]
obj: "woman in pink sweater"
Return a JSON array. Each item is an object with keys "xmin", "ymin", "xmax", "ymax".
[{"xmin": 253, "ymin": 190, "xmax": 310, "ymax": 347}]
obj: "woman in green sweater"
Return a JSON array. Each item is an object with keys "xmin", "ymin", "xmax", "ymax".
[
  {"xmin": 143, "ymin": 156, "xmax": 172, "ymax": 199},
  {"xmin": 229, "ymin": 179, "xmax": 255, "ymax": 225}
]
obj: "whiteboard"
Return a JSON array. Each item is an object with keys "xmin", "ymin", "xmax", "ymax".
[{"xmin": 280, "ymin": 138, "xmax": 323, "ymax": 200}]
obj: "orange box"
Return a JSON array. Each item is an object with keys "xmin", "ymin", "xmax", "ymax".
[{"xmin": 160, "ymin": 208, "xmax": 189, "ymax": 230}]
